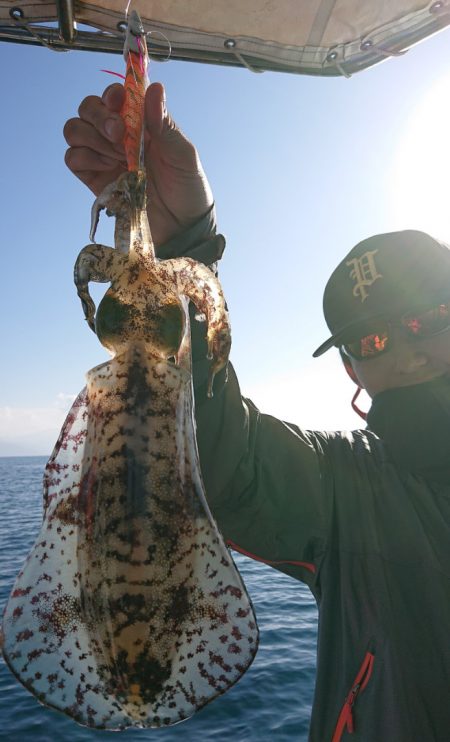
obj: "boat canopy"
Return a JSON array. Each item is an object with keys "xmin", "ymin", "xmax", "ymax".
[{"xmin": 1, "ymin": 0, "xmax": 449, "ymax": 76}]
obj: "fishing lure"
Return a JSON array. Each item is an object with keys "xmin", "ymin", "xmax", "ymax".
[{"xmin": 1, "ymin": 10, "xmax": 258, "ymax": 729}]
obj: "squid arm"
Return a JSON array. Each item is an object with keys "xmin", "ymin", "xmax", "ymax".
[{"xmin": 163, "ymin": 257, "xmax": 231, "ymax": 396}]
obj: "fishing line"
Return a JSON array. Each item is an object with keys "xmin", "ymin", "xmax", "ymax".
[{"xmin": 146, "ymin": 30, "xmax": 172, "ymax": 62}]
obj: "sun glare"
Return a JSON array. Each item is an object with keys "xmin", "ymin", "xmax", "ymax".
[{"xmin": 389, "ymin": 71, "xmax": 450, "ymax": 241}]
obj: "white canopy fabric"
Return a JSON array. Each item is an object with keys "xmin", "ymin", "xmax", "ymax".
[{"xmin": 1, "ymin": 0, "xmax": 449, "ymax": 76}]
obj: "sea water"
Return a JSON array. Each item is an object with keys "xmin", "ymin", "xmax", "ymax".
[{"xmin": 0, "ymin": 456, "xmax": 317, "ymax": 742}]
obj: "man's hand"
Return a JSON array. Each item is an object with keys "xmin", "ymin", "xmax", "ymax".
[{"xmin": 64, "ymin": 82, "xmax": 213, "ymax": 247}]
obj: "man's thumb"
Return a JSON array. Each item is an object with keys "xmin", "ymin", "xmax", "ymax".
[{"xmin": 145, "ymin": 82, "xmax": 166, "ymax": 136}]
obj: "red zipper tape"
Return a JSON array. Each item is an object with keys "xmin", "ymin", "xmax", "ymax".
[
  {"xmin": 331, "ymin": 651, "xmax": 375, "ymax": 742},
  {"xmin": 226, "ymin": 539, "xmax": 316, "ymax": 574}
]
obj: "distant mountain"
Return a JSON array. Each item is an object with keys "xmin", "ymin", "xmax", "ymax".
[{"xmin": 0, "ymin": 432, "xmax": 54, "ymax": 457}]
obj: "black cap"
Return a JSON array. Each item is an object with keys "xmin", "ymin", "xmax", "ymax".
[{"xmin": 313, "ymin": 230, "xmax": 450, "ymax": 357}]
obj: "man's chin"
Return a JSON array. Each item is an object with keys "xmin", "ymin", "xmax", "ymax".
[{"xmin": 382, "ymin": 369, "xmax": 450, "ymax": 394}]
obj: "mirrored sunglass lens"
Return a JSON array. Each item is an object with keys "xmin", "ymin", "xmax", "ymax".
[
  {"xmin": 346, "ymin": 330, "xmax": 389, "ymax": 359},
  {"xmin": 403, "ymin": 303, "xmax": 450, "ymax": 336}
]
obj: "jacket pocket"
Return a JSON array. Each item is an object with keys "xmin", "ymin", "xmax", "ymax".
[{"xmin": 331, "ymin": 651, "xmax": 375, "ymax": 742}]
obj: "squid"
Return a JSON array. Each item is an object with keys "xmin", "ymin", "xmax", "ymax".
[{"xmin": 1, "ymin": 10, "xmax": 258, "ymax": 730}]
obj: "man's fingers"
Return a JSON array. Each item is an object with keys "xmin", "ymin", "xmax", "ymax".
[
  {"xmin": 63, "ymin": 83, "xmax": 127, "ymax": 197},
  {"xmin": 63, "ymin": 118, "xmax": 126, "ymax": 162},
  {"xmin": 77, "ymin": 94, "xmax": 125, "ymax": 144},
  {"xmin": 65, "ymin": 146, "xmax": 123, "ymax": 174},
  {"xmin": 65, "ymin": 149, "xmax": 125, "ymax": 196},
  {"xmin": 65, "ymin": 147, "xmax": 125, "ymax": 195},
  {"xmin": 101, "ymin": 83, "xmax": 126, "ymax": 112}
]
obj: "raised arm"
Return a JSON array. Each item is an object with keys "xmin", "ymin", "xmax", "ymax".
[{"xmin": 64, "ymin": 82, "xmax": 213, "ymax": 248}]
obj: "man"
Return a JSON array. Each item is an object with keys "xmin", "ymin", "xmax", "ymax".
[{"xmin": 64, "ymin": 83, "xmax": 450, "ymax": 741}]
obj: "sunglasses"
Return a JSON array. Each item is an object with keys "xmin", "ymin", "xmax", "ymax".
[{"xmin": 342, "ymin": 302, "xmax": 450, "ymax": 361}]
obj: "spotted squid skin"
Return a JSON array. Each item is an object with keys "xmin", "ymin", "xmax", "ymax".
[
  {"xmin": 2, "ymin": 362, "xmax": 258, "ymax": 728},
  {"xmin": 1, "ymin": 172, "xmax": 258, "ymax": 728}
]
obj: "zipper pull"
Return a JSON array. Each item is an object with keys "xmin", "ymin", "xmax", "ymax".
[
  {"xmin": 331, "ymin": 653, "xmax": 375, "ymax": 742},
  {"xmin": 346, "ymin": 709, "xmax": 355, "ymax": 734},
  {"xmin": 345, "ymin": 682, "xmax": 361, "ymax": 733}
]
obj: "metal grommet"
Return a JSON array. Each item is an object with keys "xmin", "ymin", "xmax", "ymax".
[
  {"xmin": 10, "ymin": 6, "xmax": 24, "ymax": 19},
  {"xmin": 430, "ymin": 1, "xmax": 444, "ymax": 12},
  {"xmin": 360, "ymin": 39, "xmax": 373, "ymax": 50},
  {"xmin": 326, "ymin": 50, "xmax": 338, "ymax": 62},
  {"xmin": 224, "ymin": 38, "xmax": 236, "ymax": 49},
  {"xmin": 117, "ymin": 21, "xmax": 127, "ymax": 33}
]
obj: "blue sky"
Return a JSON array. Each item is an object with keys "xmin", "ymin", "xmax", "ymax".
[{"xmin": 1, "ymin": 27, "xmax": 450, "ymax": 454}]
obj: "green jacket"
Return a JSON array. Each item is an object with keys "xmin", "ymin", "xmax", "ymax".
[
  {"xmin": 160, "ymin": 213, "xmax": 450, "ymax": 741},
  {"xmin": 195, "ymin": 367, "xmax": 450, "ymax": 741}
]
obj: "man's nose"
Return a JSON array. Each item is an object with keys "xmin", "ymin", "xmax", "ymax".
[{"xmin": 391, "ymin": 328, "xmax": 429, "ymax": 374}]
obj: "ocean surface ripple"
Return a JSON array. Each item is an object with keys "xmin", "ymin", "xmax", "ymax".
[{"xmin": 0, "ymin": 457, "xmax": 318, "ymax": 742}]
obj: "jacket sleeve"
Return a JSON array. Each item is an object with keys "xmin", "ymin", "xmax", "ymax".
[
  {"xmin": 157, "ymin": 212, "xmax": 326, "ymax": 583},
  {"xmin": 194, "ymin": 366, "xmax": 326, "ymax": 585}
]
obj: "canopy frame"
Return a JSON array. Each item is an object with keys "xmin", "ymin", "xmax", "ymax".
[{"xmin": 1, "ymin": 1, "xmax": 450, "ymax": 77}]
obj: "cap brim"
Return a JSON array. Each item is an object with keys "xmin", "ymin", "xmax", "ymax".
[
  {"xmin": 312, "ymin": 315, "xmax": 386, "ymax": 358},
  {"xmin": 312, "ymin": 335, "xmax": 340, "ymax": 357}
]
